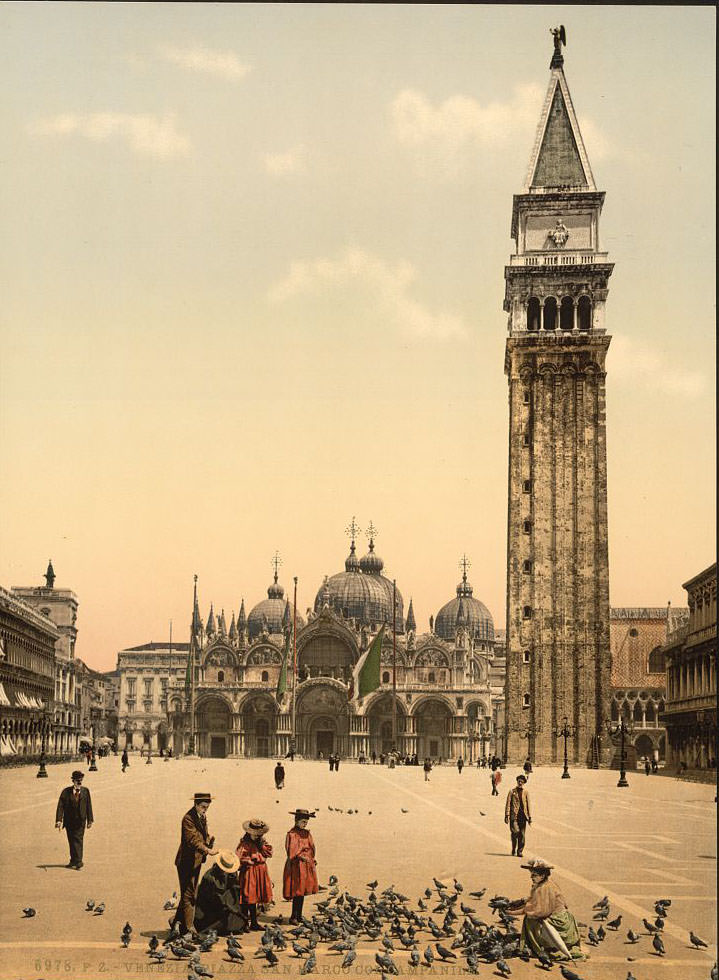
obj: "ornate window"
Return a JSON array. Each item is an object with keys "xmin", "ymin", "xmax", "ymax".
[
  {"xmin": 560, "ymin": 295, "xmax": 574, "ymax": 331},
  {"xmin": 261, "ymin": 670, "xmax": 269, "ymax": 683},
  {"xmin": 217, "ymin": 670, "xmax": 224, "ymax": 683},
  {"xmin": 543, "ymin": 297, "xmax": 557, "ymax": 331},
  {"xmin": 578, "ymin": 295, "xmax": 592, "ymax": 331},
  {"xmin": 647, "ymin": 647, "xmax": 665, "ymax": 673},
  {"xmin": 382, "ymin": 671, "xmax": 390, "ymax": 684}
]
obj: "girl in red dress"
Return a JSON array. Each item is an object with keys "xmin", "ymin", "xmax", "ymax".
[
  {"xmin": 283, "ymin": 808, "xmax": 318, "ymax": 924},
  {"xmin": 236, "ymin": 817, "xmax": 272, "ymax": 931}
]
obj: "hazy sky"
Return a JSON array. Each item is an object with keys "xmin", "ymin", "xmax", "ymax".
[{"xmin": 1, "ymin": 4, "xmax": 715, "ymax": 672}]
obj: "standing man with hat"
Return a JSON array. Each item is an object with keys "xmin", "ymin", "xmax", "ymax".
[
  {"xmin": 505, "ymin": 773, "xmax": 531, "ymax": 857},
  {"xmin": 172, "ymin": 793, "xmax": 218, "ymax": 936},
  {"xmin": 283, "ymin": 808, "xmax": 318, "ymax": 924},
  {"xmin": 55, "ymin": 770, "xmax": 94, "ymax": 869}
]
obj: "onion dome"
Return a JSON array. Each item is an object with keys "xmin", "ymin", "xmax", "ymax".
[
  {"xmin": 248, "ymin": 573, "xmax": 304, "ymax": 640},
  {"xmin": 359, "ymin": 539, "xmax": 384, "ymax": 576},
  {"xmin": 434, "ymin": 570, "xmax": 494, "ymax": 643},
  {"xmin": 344, "ymin": 540, "xmax": 360, "ymax": 572}
]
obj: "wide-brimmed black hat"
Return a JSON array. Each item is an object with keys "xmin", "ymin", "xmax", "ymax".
[
  {"xmin": 71, "ymin": 770, "xmax": 84, "ymax": 781},
  {"xmin": 289, "ymin": 809, "xmax": 316, "ymax": 820}
]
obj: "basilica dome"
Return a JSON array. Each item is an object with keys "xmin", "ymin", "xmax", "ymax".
[
  {"xmin": 315, "ymin": 539, "xmax": 404, "ymax": 631},
  {"xmin": 434, "ymin": 572, "xmax": 494, "ymax": 642},
  {"xmin": 247, "ymin": 575, "xmax": 305, "ymax": 640}
]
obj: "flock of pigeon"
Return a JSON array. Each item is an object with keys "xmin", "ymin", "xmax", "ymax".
[{"xmin": 21, "ymin": 875, "xmax": 715, "ymax": 979}]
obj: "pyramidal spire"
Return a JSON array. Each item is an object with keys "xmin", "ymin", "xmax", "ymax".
[
  {"xmin": 237, "ymin": 598, "xmax": 246, "ymax": 630},
  {"xmin": 218, "ymin": 608, "xmax": 227, "ymax": 637},
  {"xmin": 229, "ymin": 612, "xmax": 237, "ymax": 641},
  {"xmin": 405, "ymin": 598, "xmax": 416, "ymax": 633},
  {"xmin": 524, "ymin": 28, "xmax": 595, "ymax": 193},
  {"xmin": 206, "ymin": 603, "xmax": 216, "ymax": 637}
]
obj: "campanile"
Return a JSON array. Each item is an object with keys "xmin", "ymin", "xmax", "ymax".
[{"xmin": 504, "ymin": 29, "xmax": 613, "ymax": 766}]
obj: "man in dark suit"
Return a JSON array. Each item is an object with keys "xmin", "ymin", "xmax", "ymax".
[
  {"xmin": 55, "ymin": 770, "xmax": 94, "ymax": 869},
  {"xmin": 504, "ymin": 773, "xmax": 532, "ymax": 857},
  {"xmin": 172, "ymin": 792, "xmax": 218, "ymax": 936}
]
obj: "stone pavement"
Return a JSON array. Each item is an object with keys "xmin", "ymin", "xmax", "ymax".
[{"xmin": 0, "ymin": 758, "xmax": 715, "ymax": 980}]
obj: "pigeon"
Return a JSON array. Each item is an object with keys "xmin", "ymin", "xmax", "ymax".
[
  {"xmin": 376, "ymin": 952, "xmax": 398, "ymax": 974},
  {"xmin": 293, "ymin": 942, "xmax": 309, "ymax": 957},
  {"xmin": 121, "ymin": 934, "xmax": 131, "ymax": 948},
  {"xmin": 592, "ymin": 896, "xmax": 609, "ymax": 909},
  {"xmin": 263, "ymin": 949, "xmax": 279, "ymax": 967},
  {"xmin": 626, "ymin": 929, "xmax": 640, "ymax": 943},
  {"xmin": 301, "ymin": 953, "xmax": 316, "ymax": 975},
  {"xmin": 607, "ymin": 915, "xmax": 622, "ymax": 930},
  {"xmin": 22, "ymin": 908, "xmax": 36, "ymax": 918},
  {"xmin": 409, "ymin": 950, "xmax": 420, "ymax": 967},
  {"xmin": 342, "ymin": 950, "xmax": 356, "ymax": 968},
  {"xmin": 122, "ymin": 922, "xmax": 132, "ymax": 936},
  {"xmin": 85, "ymin": 900, "xmax": 95, "ymax": 911},
  {"xmin": 367, "ymin": 880, "xmax": 378, "ymax": 890},
  {"xmin": 469, "ymin": 889, "xmax": 486, "ymax": 899},
  {"xmin": 226, "ymin": 946, "xmax": 244, "ymax": 962},
  {"xmin": 465, "ymin": 953, "xmax": 479, "ymax": 974},
  {"xmin": 537, "ymin": 949, "xmax": 553, "ymax": 970},
  {"xmin": 479, "ymin": 811, "xmax": 486, "ymax": 816},
  {"xmin": 453, "ymin": 879, "xmax": 463, "ymax": 893},
  {"xmin": 164, "ymin": 900, "xmax": 177, "ymax": 910},
  {"xmin": 193, "ymin": 964, "xmax": 213, "ymax": 978},
  {"xmin": 654, "ymin": 917, "xmax": 665, "ymax": 930},
  {"xmin": 642, "ymin": 918, "xmax": 658, "ymax": 934},
  {"xmin": 652, "ymin": 933, "xmax": 665, "ymax": 956},
  {"xmin": 586, "ymin": 927, "xmax": 599, "ymax": 946},
  {"xmin": 148, "ymin": 936, "xmax": 159, "ymax": 952},
  {"xmin": 401, "ymin": 808, "xmax": 409, "ymax": 814},
  {"xmin": 435, "ymin": 943, "xmax": 456, "ymax": 960},
  {"xmin": 496, "ymin": 960, "xmax": 511, "ymax": 977},
  {"xmin": 559, "ymin": 967, "xmax": 584, "ymax": 980},
  {"xmin": 328, "ymin": 875, "xmax": 338, "ymax": 885},
  {"xmin": 626, "ymin": 973, "xmax": 637, "ymax": 980},
  {"xmin": 93, "ymin": 903, "xmax": 105, "ymax": 915},
  {"xmin": 149, "ymin": 950, "xmax": 167, "ymax": 963},
  {"xmin": 711, "ymin": 963, "xmax": 718, "ymax": 980},
  {"xmin": 169, "ymin": 944, "xmax": 192, "ymax": 959},
  {"xmin": 593, "ymin": 908, "xmax": 609, "ymax": 920},
  {"xmin": 596, "ymin": 925, "xmax": 606, "ymax": 941},
  {"xmin": 690, "ymin": 931, "xmax": 708, "ymax": 948},
  {"xmin": 381, "ymin": 936, "xmax": 395, "ymax": 953}
]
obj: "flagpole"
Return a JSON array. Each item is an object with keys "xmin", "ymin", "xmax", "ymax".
[
  {"xmin": 188, "ymin": 574, "xmax": 197, "ymax": 756},
  {"xmin": 292, "ymin": 576, "xmax": 298, "ymax": 755},
  {"xmin": 392, "ymin": 579, "xmax": 397, "ymax": 753}
]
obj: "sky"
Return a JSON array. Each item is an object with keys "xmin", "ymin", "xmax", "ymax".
[{"xmin": 1, "ymin": 4, "xmax": 715, "ymax": 672}]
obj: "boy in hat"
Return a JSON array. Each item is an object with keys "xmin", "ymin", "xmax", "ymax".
[
  {"xmin": 172, "ymin": 793, "xmax": 218, "ymax": 936},
  {"xmin": 283, "ymin": 809, "xmax": 318, "ymax": 924},
  {"xmin": 508, "ymin": 859, "xmax": 583, "ymax": 961},
  {"xmin": 505, "ymin": 773, "xmax": 531, "ymax": 856},
  {"xmin": 236, "ymin": 818, "xmax": 273, "ymax": 931},
  {"xmin": 194, "ymin": 850, "xmax": 245, "ymax": 935},
  {"xmin": 55, "ymin": 770, "xmax": 93, "ymax": 869}
]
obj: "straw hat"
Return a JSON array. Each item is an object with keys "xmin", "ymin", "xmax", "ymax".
[
  {"xmin": 242, "ymin": 817, "xmax": 270, "ymax": 835},
  {"xmin": 521, "ymin": 858, "xmax": 553, "ymax": 873},
  {"xmin": 193, "ymin": 792, "xmax": 213, "ymax": 804},
  {"xmin": 214, "ymin": 850, "xmax": 240, "ymax": 874},
  {"xmin": 289, "ymin": 809, "xmax": 316, "ymax": 820}
]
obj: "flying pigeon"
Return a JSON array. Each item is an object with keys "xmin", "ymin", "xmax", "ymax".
[
  {"xmin": 22, "ymin": 908, "xmax": 36, "ymax": 918},
  {"xmin": 652, "ymin": 933, "xmax": 665, "ymax": 956}
]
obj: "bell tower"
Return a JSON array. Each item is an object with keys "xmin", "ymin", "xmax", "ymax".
[{"xmin": 504, "ymin": 28, "xmax": 613, "ymax": 766}]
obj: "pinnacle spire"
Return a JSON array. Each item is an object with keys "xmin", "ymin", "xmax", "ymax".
[
  {"xmin": 206, "ymin": 603, "xmax": 216, "ymax": 637},
  {"xmin": 237, "ymin": 598, "xmax": 246, "ymax": 629},
  {"xmin": 229, "ymin": 612, "xmax": 237, "ymax": 641},
  {"xmin": 406, "ymin": 598, "xmax": 416, "ymax": 633}
]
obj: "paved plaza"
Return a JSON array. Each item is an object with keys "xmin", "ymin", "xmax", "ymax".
[{"xmin": 0, "ymin": 758, "xmax": 716, "ymax": 980}]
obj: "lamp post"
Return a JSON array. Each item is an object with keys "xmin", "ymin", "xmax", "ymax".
[
  {"xmin": 36, "ymin": 708, "xmax": 49, "ymax": 778},
  {"xmin": 553, "ymin": 716, "xmax": 575, "ymax": 779},
  {"xmin": 88, "ymin": 724, "xmax": 98, "ymax": 771},
  {"xmin": 606, "ymin": 716, "xmax": 635, "ymax": 787}
]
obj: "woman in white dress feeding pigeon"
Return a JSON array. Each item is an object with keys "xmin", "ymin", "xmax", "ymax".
[{"xmin": 508, "ymin": 859, "xmax": 584, "ymax": 962}]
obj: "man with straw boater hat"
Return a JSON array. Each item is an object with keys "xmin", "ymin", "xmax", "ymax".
[
  {"xmin": 508, "ymin": 858, "xmax": 584, "ymax": 961},
  {"xmin": 194, "ymin": 850, "xmax": 246, "ymax": 935},
  {"xmin": 171, "ymin": 793, "xmax": 218, "ymax": 936}
]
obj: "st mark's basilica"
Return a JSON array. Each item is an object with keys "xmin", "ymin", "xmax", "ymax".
[{"xmin": 155, "ymin": 527, "xmax": 505, "ymax": 761}]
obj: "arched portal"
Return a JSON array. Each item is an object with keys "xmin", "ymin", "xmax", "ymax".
[
  {"xmin": 634, "ymin": 732, "xmax": 654, "ymax": 763},
  {"xmin": 298, "ymin": 634, "xmax": 356, "ymax": 683},
  {"xmin": 366, "ymin": 694, "xmax": 407, "ymax": 756},
  {"xmin": 296, "ymin": 682, "xmax": 350, "ymax": 758},
  {"xmin": 242, "ymin": 695, "xmax": 277, "ymax": 758},
  {"xmin": 414, "ymin": 698, "xmax": 454, "ymax": 761},
  {"xmin": 197, "ymin": 697, "xmax": 231, "ymax": 758}
]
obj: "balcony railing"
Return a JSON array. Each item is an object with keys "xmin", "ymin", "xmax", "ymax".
[{"xmin": 508, "ymin": 251, "xmax": 609, "ymax": 268}]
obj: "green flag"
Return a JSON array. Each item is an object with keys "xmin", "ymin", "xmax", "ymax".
[
  {"xmin": 276, "ymin": 630, "xmax": 290, "ymax": 702},
  {"xmin": 349, "ymin": 625, "xmax": 385, "ymax": 700}
]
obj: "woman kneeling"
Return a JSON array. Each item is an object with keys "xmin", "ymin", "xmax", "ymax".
[{"xmin": 510, "ymin": 859, "xmax": 584, "ymax": 961}]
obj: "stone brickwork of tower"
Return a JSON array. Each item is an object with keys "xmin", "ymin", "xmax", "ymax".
[{"xmin": 503, "ymin": 36, "xmax": 613, "ymax": 766}]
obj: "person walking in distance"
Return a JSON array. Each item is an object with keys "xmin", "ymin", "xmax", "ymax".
[
  {"xmin": 121, "ymin": 748, "xmax": 129, "ymax": 772},
  {"xmin": 423, "ymin": 758, "xmax": 432, "ymax": 782},
  {"xmin": 505, "ymin": 774, "xmax": 531, "ymax": 857},
  {"xmin": 457, "ymin": 756, "xmax": 464, "ymax": 775},
  {"xmin": 171, "ymin": 793, "xmax": 218, "ymax": 936},
  {"xmin": 55, "ymin": 770, "xmax": 93, "ymax": 869},
  {"xmin": 491, "ymin": 767, "xmax": 502, "ymax": 796},
  {"xmin": 283, "ymin": 809, "xmax": 318, "ymax": 924}
]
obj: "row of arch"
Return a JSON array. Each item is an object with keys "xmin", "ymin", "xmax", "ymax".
[
  {"xmin": 200, "ymin": 639, "xmax": 468, "ymax": 672},
  {"xmin": 527, "ymin": 295, "xmax": 592, "ymax": 332}
]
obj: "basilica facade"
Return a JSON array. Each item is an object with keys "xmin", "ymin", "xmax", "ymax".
[{"xmin": 155, "ymin": 535, "xmax": 505, "ymax": 761}]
